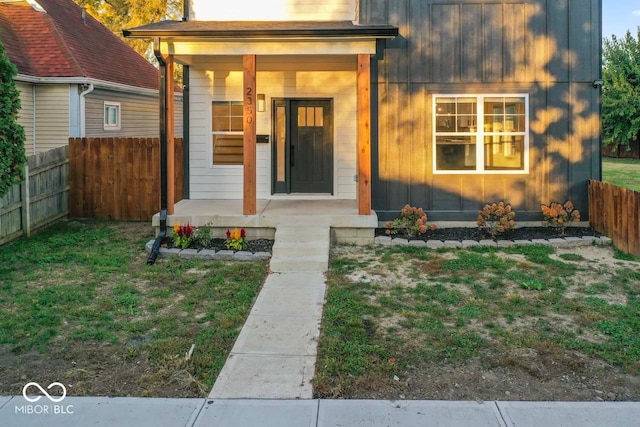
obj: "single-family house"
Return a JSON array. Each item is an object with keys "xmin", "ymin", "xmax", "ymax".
[
  {"xmin": 124, "ymin": 0, "xmax": 601, "ymax": 225},
  {"xmin": 0, "ymin": 0, "xmax": 182, "ymax": 155}
]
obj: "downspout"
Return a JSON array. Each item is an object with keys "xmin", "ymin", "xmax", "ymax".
[
  {"xmin": 79, "ymin": 83, "xmax": 94, "ymax": 137},
  {"xmin": 183, "ymin": 66, "xmax": 190, "ymax": 199},
  {"xmin": 148, "ymin": 37, "xmax": 168, "ymax": 265},
  {"xmin": 32, "ymin": 85, "xmax": 36, "ymax": 154}
]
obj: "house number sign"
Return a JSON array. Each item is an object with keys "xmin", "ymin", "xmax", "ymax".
[{"xmin": 245, "ymin": 86, "xmax": 253, "ymax": 124}]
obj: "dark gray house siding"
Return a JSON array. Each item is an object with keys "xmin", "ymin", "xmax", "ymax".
[{"xmin": 361, "ymin": 0, "xmax": 602, "ymax": 221}]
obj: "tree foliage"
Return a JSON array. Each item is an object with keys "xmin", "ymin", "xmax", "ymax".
[
  {"xmin": 0, "ymin": 39, "xmax": 26, "ymax": 198},
  {"xmin": 602, "ymin": 29, "xmax": 640, "ymax": 149},
  {"xmin": 73, "ymin": 0, "xmax": 182, "ymax": 64}
]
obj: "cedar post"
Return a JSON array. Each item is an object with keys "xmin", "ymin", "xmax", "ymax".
[
  {"xmin": 164, "ymin": 54, "xmax": 175, "ymax": 215},
  {"xmin": 243, "ymin": 55, "xmax": 257, "ymax": 215},
  {"xmin": 357, "ymin": 54, "xmax": 372, "ymax": 215}
]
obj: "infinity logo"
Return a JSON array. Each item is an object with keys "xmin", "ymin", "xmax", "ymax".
[{"xmin": 22, "ymin": 382, "xmax": 67, "ymax": 403}]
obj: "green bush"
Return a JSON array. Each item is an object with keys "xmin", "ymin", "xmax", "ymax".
[{"xmin": 0, "ymin": 39, "xmax": 26, "ymax": 198}]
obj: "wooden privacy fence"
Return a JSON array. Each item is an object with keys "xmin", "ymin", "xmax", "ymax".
[
  {"xmin": 0, "ymin": 146, "xmax": 70, "ymax": 245},
  {"xmin": 69, "ymin": 138, "xmax": 184, "ymax": 221},
  {"xmin": 589, "ymin": 180, "xmax": 640, "ymax": 257}
]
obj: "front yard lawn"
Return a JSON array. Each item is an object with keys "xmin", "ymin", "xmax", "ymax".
[
  {"xmin": 314, "ymin": 244, "xmax": 640, "ymax": 401},
  {"xmin": 0, "ymin": 220, "xmax": 268, "ymax": 397}
]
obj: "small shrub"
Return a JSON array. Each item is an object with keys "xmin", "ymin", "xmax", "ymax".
[
  {"xmin": 385, "ymin": 204, "xmax": 436, "ymax": 238},
  {"xmin": 193, "ymin": 225, "xmax": 212, "ymax": 246},
  {"xmin": 477, "ymin": 202, "xmax": 516, "ymax": 239},
  {"xmin": 172, "ymin": 223, "xmax": 194, "ymax": 249},
  {"xmin": 541, "ymin": 201, "xmax": 580, "ymax": 236}
]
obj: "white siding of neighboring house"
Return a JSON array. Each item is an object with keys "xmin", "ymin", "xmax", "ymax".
[
  {"xmin": 189, "ymin": 55, "xmax": 357, "ymax": 200},
  {"xmin": 33, "ymin": 84, "xmax": 70, "ymax": 153},
  {"xmin": 16, "ymin": 81, "xmax": 35, "ymax": 155},
  {"xmin": 188, "ymin": 0, "xmax": 356, "ymax": 21}
]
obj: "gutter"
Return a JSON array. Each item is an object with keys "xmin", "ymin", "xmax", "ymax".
[
  {"xmin": 147, "ymin": 38, "xmax": 169, "ymax": 265},
  {"xmin": 78, "ymin": 83, "xmax": 94, "ymax": 137}
]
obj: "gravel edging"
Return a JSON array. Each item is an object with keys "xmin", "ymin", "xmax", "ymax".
[
  {"xmin": 374, "ymin": 235, "xmax": 613, "ymax": 249},
  {"xmin": 145, "ymin": 240, "xmax": 272, "ymax": 261}
]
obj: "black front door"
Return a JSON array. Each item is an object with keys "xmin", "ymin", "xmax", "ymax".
[{"xmin": 272, "ymin": 99, "xmax": 333, "ymax": 194}]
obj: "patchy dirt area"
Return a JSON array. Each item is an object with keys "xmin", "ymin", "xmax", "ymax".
[{"xmin": 316, "ymin": 243, "xmax": 640, "ymax": 401}]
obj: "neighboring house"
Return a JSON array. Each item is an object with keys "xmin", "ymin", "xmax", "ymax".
[
  {"xmin": 0, "ymin": 0, "xmax": 182, "ymax": 156},
  {"xmin": 125, "ymin": 0, "xmax": 601, "ymax": 221}
]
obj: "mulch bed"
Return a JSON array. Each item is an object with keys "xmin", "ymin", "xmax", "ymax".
[
  {"xmin": 376, "ymin": 226, "xmax": 601, "ymax": 242},
  {"xmin": 162, "ymin": 238, "xmax": 274, "ymax": 253}
]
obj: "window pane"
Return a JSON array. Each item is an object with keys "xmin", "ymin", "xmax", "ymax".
[
  {"xmin": 298, "ymin": 107, "xmax": 306, "ymax": 126},
  {"xmin": 436, "ymin": 136, "xmax": 476, "ymax": 170},
  {"xmin": 212, "ymin": 103, "xmax": 229, "ymax": 117},
  {"xmin": 435, "ymin": 98, "xmax": 456, "ymax": 115},
  {"xmin": 458, "ymin": 115, "xmax": 476, "ymax": 132},
  {"xmin": 230, "ymin": 116, "xmax": 243, "ymax": 132},
  {"xmin": 457, "ymin": 99, "xmax": 476, "ymax": 114},
  {"xmin": 230, "ymin": 102, "xmax": 244, "ymax": 116},
  {"xmin": 276, "ymin": 106, "xmax": 286, "ymax": 182},
  {"xmin": 213, "ymin": 135, "xmax": 244, "ymax": 165},
  {"xmin": 315, "ymin": 107, "xmax": 323, "ymax": 127},
  {"xmin": 484, "ymin": 136, "xmax": 524, "ymax": 170},
  {"xmin": 212, "ymin": 117, "xmax": 229, "ymax": 132},
  {"xmin": 307, "ymin": 107, "xmax": 315, "ymax": 127}
]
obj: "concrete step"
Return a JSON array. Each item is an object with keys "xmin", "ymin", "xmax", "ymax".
[
  {"xmin": 274, "ymin": 227, "xmax": 330, "ymax": 242},
  {"xmin": 269, "ymin": 255, "xmax": 329, "ymax": 273},
  {"xmin": 272, "ymin": 245, "xmax": 328, "ymax": 258}
]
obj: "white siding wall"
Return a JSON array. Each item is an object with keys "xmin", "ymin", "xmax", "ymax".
[
  {"xmin": 16, "ymin": 81, "xmax": 35, "ymax": 156},
  {"xmin": 34, "ymin": 84, "xmax": 71, "ymax": 153},
  {"xmin": 189, "ymin": 0, "xmax": 356, "ymax": 21},
  {"xmin": 189, "ymin": 55, "xmax": 357, "ymax": 200}
]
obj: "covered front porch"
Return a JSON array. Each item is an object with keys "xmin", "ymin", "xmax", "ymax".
[{"xmin": 152, "ymin": 199, "xmax": 378, "ymax": 245}]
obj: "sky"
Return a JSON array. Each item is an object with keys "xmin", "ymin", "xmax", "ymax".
[{"xmin": 602, "ymin": 0, "xmax": 640, "ymax": 40}]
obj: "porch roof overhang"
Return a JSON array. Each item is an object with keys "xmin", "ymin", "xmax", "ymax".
[{"xmin": 123, "ymin": 20, "xmax": 398, "ymax": 57}]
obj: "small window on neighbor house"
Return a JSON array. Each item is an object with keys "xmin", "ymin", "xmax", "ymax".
[
  {"xmin": 212, "ymin": 101, "xmax": 243, "ymax": 165},
  {"xmin": 104, "ymin": 102, "xmax": 121, "ymax": 130},
  {"xmin": 433, "ymin": 95, "xmax": 528, "ymax": 174}
]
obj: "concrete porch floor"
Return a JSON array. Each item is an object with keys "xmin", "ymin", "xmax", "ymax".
[{"xmin": 152, "ymin": 199, "xmax": 378, "ymax": 245}]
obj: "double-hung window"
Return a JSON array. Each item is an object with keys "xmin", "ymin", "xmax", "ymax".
[
  {"xmin": 212, "ymin": 101, "xmax": 243, "ymax": 165},
  {"xmin": 433, "ymin": 95, "xmax": 528, "ymax": 173},
  {"xmin": 103, "ymin": 102, "xmax": 121, "ymax": 131}
]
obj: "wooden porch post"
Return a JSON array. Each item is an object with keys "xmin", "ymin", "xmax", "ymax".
[
  {"xmin": 357, "ymin": 54, "xmax": 372, "ymax": 215},
  {"xmin": 243, "ymin": 55, "xmax": 257, "ymax": 215},
  {"xmin": 164, "ymin": 54, "xmax": 175, "ymax": 215}
]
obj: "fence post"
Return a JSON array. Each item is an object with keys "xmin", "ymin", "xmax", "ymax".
[{"xmin": 20, "ymin": 163, "xmax": 31, "ymax": 238}]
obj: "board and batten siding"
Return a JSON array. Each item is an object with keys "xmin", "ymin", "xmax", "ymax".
[
  {"xmin": 189, "ymin": 0, "xmax": 356, "ymax": 21},
  {"xmin": 16, "ymin": 81, "xmax": 35, "ymax": 156},
  {"xmin": 84, "ymin": 89, "xmax": 183, "ymax": 138},
  {"xmin": 189, "ymin": 55, "xmax": 357, "ymax": 200},
  {"xmin": 360, "ymin": 0, "xmax": 601, "ymax": 220}
]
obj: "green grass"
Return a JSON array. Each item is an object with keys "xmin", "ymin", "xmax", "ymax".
[
  {"xmin": 602, "ymin": 158, "xmax": 640, "ymax": 191},
  {"xmin": 0, "ymin": 220, "xmax": 268, "ymax": 396},
  {"xmin": 315, "ymin": 244, "xmax": 640, "ymax": 398}
]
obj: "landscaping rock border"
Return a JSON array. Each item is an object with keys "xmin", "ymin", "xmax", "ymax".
[
  {"xmin": 145, "ymin": 240, "xmax": 272, "ymax": 261},
  {"xmin": 374, "ymin": 235, "xmax": 613, "ymax": 249}
]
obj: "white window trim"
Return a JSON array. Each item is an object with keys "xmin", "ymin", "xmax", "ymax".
[
  {"xmin": 432, "ymin": 94, "xmax": 529, "ymax": 175},
  {"xmin": 211, "ymin": 100, "xmax": 244, "ymax": 167},
  {"xmin": 103, "ymin": 101, "xmax": 121, "ymax": 131}
]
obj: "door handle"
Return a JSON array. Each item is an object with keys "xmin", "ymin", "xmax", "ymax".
[{"xmin": 290, "ymin": 145, "xmax": 295, "ymax": 167}]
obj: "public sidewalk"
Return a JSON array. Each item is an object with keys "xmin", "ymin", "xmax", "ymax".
[{"xmin": 1, "ymin": 396, "xmax": 639, "ymax": 427}]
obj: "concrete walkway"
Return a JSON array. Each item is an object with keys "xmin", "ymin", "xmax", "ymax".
[
  {"xmin": 209, "ymin": 223, "xmax": 330, "ymax": 399},
  {"xmin": 2, "ymin": 397, "xmax": 639, "ymax": 427}
]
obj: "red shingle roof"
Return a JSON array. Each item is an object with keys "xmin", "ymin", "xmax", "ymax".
[{"xmin": 0, "ymin": 0, "xmax": 159, "ymax": 90}]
